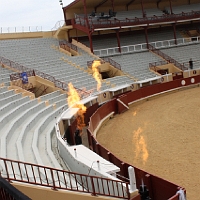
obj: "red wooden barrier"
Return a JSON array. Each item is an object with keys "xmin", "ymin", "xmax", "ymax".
[{"xmin": 87, "ymin": 76, "xmax": 200, "ymax": 199}]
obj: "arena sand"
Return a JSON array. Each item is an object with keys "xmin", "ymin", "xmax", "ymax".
[{"xmin": 97, "ymin": 86, "xmax": 200, "ymax": 200}]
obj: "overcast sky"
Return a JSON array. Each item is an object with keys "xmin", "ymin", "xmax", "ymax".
[{"xmin": 0, "ymin": 0, "xmax": 74, "ymax": 32}]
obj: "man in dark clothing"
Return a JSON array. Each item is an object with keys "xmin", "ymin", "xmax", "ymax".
[
  {"xmin": 75, "ymin": 129, "xmax": 82, "ymax": 145},
  {"xmin": 189, "ymin": 58, "xmax": 193, "ymax": 69}
]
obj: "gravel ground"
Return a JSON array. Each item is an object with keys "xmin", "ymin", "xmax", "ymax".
[{"xmin": 97, "ymin": 86, "xmax": 200, "ymax": 200}]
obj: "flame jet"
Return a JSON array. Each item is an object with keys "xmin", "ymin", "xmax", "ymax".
[
  {"xmin": 92, "ymin": 60, "xmax": 102, "ymax": 91},
  {"xmin": 67, "ymin": 82, "xmax": 86, "ymax": 132}
]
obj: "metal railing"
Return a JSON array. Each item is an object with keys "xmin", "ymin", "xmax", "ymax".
[
  {"xmin": 148, "ymin": 44, "xmax": 188, "ymax": 70},
  {"xmin": 59, "ymin": 40, "xmax": 78, "ymax": 52},
  {"xmin": 87, "ymin": 60, "xmax": 105, "ymax": 68},
  {"xmin": 182, "ymin": 60, "xmax": 200, "ymax": 69},
  {"xmin": 93, "ymin": 36, "xmax": 200, "ymax": 57},
  {"xmin": 51, "ymin": 20, "xmax": 65, "ymax": 31},
  {"xmin": 0, "ymin": 157, "xmax": 129, "ymax": 199},
  {"xmin": 149, "ymin": 61, "xmax": 167, "ymax": 70},
  {"xmin": 74, "ymin": 11, "xmax": 200, "ymax": 31},
  {"xmin": 0, "ymin": 26, "xmax": 42, "ymax": 34},
  {"xmin": 10, "ymin": 70, "xmax": 35, "ymax": 81},
  {"xmin": 0, "ymin": 56, "xmax": 30, "ymax": 72},
  {"xmin": 103, "ymin": 57, "xmax": 121, "ymax": 70},
  {"xmin": 0, "ymin": 56, "xmax": 90, "ymax": 98},
  {"xmin": 87, "ymin": 58, "xmax": 121, "ymax": 71}
]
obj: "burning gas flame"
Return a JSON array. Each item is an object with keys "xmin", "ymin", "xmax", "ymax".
[
  {"xmin": 133, "ymin": 127, "xmax": 148, "ymax": 165},
  {"xmin": 92, "ymin": 60, "xmax": 102, "ymax": 91},
  {"xmin": 67, "ymin": 82, "xmax": 86, "ymax": 131}
]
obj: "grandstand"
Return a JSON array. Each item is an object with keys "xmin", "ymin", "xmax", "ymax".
[{"xmin": 1, "ymin": 0, "xmax": 200, "ymax": 199}]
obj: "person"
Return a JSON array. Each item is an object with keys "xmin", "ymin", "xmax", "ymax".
[
  {"xmin": 189, "ymin": 58, "xmax": 193, "ymax": 69},
  {"xmin": 74, "ymin": 129, "xmax": 82, "ymax": 145}
]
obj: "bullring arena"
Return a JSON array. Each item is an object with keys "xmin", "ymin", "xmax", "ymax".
[
  {"xmin": 97, "ymin": 85, "xmax": 200, "ymax": 200},
  {"xmin": 0, "ymin": 0, "xmax": 200, "ymax": 199}
]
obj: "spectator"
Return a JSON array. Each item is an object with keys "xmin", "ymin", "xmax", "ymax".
[{"xmin": 189, "ymin": 58, "xmax": 193, "ymax": 69}]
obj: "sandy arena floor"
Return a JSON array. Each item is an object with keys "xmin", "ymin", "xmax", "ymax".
[{"xmin": 97, "ymin": 86, "xmax": 200, "ymax": 200}]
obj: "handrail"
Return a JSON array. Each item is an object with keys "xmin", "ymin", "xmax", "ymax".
[
  {"xmin": 148, "ymin": 44, "xmax": 188, "ymax": 70},
  {"xmin": 182, "ymin": 60, "xmax": 200, "ymax": 68},
  {"xmin": 0, "ymin": 26, "xmax": 42, "ymax": 34},
  {"xmin": 51, "ymin": 20, "xmax": 65, "ymax": 31},
  {"xmin": 74, "ymin": 11, "xmax": 200, "ymax": 31},
  {"xmin": 103, "ymin": 57, "xmax": 121, "ymax": 70},
  {"xmin": 59, "ymin": 40, "xmax": 78, "ymax": 52},
  {"xmin": 10, "ymin": 70, "xmax": 35, "ymax": 81},
  {"xmin": 93, "ymin": 37, "xmax": 199, "ymax": 56},
  {"xmin": 87, "ymin": 60, "xmax": 105, "ymax": 68},
  {"xmin": 0, "ymin": 157, "xmax": 129, "ymax": 199},
  {"xmin": 87, "ymin": 58, "xmax": 121, "ymax": 70},
  {"xmin": 149, "ymin": 61, "xmax": 167, "ymax": 69},
  {"xmin": 0, "ymin": 56, "xmax": 90, "ymax": 97}
]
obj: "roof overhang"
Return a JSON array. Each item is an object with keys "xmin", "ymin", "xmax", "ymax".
[{"xmin": 64, "ymin": 0, "xmax": 161, "ymax": 11}]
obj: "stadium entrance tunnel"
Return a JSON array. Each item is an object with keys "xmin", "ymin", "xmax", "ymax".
[
  {"xmin": 11, "ymin": 74, "xmax": 68, "ymax": 99},
  {"xmin": 150, "ymin": 63, "xmax": 182, "ymax": 77},
  {"xmin": 88, "ymin": 61, "xmax": 124, "ymax": 79}
]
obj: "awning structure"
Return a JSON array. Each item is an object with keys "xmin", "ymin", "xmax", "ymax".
[{"xmin": 62, "ymin": 0, "xmax": 200, "ymax": 53}]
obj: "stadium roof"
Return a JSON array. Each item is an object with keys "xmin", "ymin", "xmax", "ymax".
[{"xmin": 63, "ymin": 0, "xmax": 163, "ymax": 11}]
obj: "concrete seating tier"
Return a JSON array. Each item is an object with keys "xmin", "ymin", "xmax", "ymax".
[
  {"xmin": 109, "ymin": 51, "xmax": 165, "ymax": 80},
  {"xmin": 79, "ymin": 29, "xmax": 183, "ymax": 51},
  {"xmin": 0, "ymin": 87, "xmax": 84, "ymax": 188},
  {"xmin": 166, "ymin": 3, "xmax": 200, "ymax": 14},
  {"xmin": 0, "ymin": 38, "xmax": 115, "ymax": 93},
  {"xmin": 161, "ymin": 43, "xmax": 200, "ymax": 69}
]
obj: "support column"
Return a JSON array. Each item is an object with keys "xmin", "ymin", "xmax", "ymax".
[
  {"xmin": 88, "ymin": 32, "xmax": 94, "ymax": 53},
  {"xmin": 115, "ymin": 29, "xmax": 121, "ymax": 53},
  {"xmin": 75, "ymin": 29, "xmax": 78, "ymax": 42},
  {"xmin": 67, "ymin": 30, "xmax": 72, "ymax": 43},
  {"xmin": 144, "ymin": 26, "xmax": 149, "ymax": 48},
  {"xmin": 62, "ymin": 8, "xmax": 67, "ymax": 25},
  {"xmin": 169, "ymin": 0, "xmax": 173, "ymax": 14},
  {"xmin": 111, "ymin": 0, "xmax": 114, "ymax": 11},
  {"xmin": 82, "ymin": 0, "xmax": 89, "ymax": 28},
  {"xmin": 172, "ymin": 23, "xmax": 177, "ymax": 45},
  {"xmin": 141, "ymin": 0, "xmax": 145, "ymax": 17}
]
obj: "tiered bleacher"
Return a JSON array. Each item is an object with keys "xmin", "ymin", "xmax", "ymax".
[
  {"xmin": 0, "ymin": 87, "xmax": 68, "ymax": 168},
  {"xmin": 79, "ymin": 29, "xmax": 184, "ymax": 51},
  {"xmin": 161, "ymin": 43, "xmax": 200, "ymax": 69},
  {"xmin": 0, "ymin": 38, "xmax": 132, "ymax": 91},
  {"xmin": 165, "ymin": 3, "xmax": 200, "ymax": 14},
  {"xmin": 109, "ymin": 51, "xmax": 164, "ymax": 80},
  {"xmin": 0, "ymin": 86, "xmax": 88, "ymax": 189},
  {"xmin": 0, "ymin": 65, "xmax": 12, "ymax": 86}
]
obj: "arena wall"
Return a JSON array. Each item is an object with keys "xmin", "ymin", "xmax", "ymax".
[{"xmin": 86, "ymin": 75, "xmax": 200, "ymax": 199}]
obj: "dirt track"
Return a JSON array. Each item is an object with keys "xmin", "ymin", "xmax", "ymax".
[{"xmin": 97, "ymin": 86, "xmax": 200, "ymax": 200}]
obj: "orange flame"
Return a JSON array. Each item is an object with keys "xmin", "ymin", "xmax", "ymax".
[
  {"xmin": 92, "ymin": 60, "xmax": 102, "ymax": 91},
  {"xmin": 133, "ymin": 127, "xmax": 148, "ymax": 165},
  {"xmin": 67, "ymin": 82, "xmax": 86, "ymax": 131}
]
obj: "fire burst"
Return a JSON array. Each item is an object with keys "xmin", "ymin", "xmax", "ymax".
[
  {"xmin": 133, "ymin": 127, "xmax": 149, "ymax": 165},
  {"xmin": 67, "ymin": 82, "xmax": 86, "ymax": 131},
  {"xmin": 92, "ymin": 60, "xmax": 102, "ymax": 91}
]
